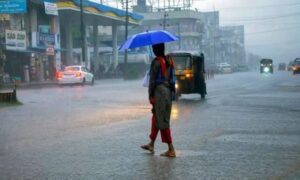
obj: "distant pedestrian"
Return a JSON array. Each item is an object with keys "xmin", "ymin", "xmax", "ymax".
[{"xmin": 140, "ymin": 43, "xmax": 176, "ymax": 157}]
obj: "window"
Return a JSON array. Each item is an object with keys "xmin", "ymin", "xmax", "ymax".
[{"xmin": 172, "ymin": 55, "xmax": 192, "ymax": 70}]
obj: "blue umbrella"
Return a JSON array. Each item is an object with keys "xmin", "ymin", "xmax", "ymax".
[{"xmin": 119, "ymin": 30, "xmax": 179, "ymax": 50}]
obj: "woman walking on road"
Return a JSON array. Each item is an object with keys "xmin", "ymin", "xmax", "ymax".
[{"xmin": 141, "ymin": 43, "xmax": 176, "ymax": 157}]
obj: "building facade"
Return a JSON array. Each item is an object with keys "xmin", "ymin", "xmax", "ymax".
[
  {"xmin": 131, "ymin": 0, "xmax": 223, "ymax": 65},
  {"xmin": 0, "ymin": 0, "xmax": 143, "ymax": 83},
  {"xmin": 135, "ymin": 10, "xmax": 204, "ymax": 53},
  {"xmin": 0, "ymin": 0, "xmax": 60, "ymax": 83},
  {"xmin": 200, "ymin": 11, "xmax": 220, "ymax": 64},
  {"xmin": 219, "ymin": 26, "xmax": 246, "ymax": 66},
  {"xmin": 131, "ymin": 0, "xmax": 247, "ymax": 68}
]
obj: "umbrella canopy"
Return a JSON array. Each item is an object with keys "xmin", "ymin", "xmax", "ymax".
[{"xmin": 119, "ymin": 30, "xmax": 179, "ymax": 50}]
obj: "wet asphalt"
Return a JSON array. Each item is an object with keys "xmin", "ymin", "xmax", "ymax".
[{"xmin": 0, "ymin": 71, "xmax": 300, "ymax": 179}]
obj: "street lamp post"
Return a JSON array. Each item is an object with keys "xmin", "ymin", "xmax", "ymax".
[{"xmin": 177, "ymin": 23, "xmax": 181, "ymax": 50}]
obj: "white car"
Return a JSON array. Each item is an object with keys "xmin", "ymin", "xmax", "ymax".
[
  {"xmin": 57, "ymin": 65, "xmax": 94, "ymax": 85},
  {"xmin": 217, "ymin": 63, "xmax": 233, "ymax": 73}
]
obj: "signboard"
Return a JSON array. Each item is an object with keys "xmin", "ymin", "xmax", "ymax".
[
  {"xmin": 0, "ymin": 14, "xmax": 10, "ymax": 21},
  {"xmin": 44, "ymin": 1, "xmax": 58, "ymax": 16},
  {"xmin": 5, "ymin": 30, "xmax": 26, "ymax": 51},
  {"xmin": 38, "ymin": 33, "xmax": 55, "ymax": 46},
  {"xmin": 38, "ymin": 25, "xmax": 50, "ymax": 33},
  {"xmin": 0, "ymin": 0, "xmax": 27, "ymax": 14},
  {"xmin": 46, "ymin": 45, "xmax": 55, "ymax": 56}
]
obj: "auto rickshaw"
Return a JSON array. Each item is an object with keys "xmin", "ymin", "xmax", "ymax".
[
  {"xmin": 260, "ymin": 59, "xmax": 273, "ymax": 74},
  {"xmin": 292, "ymin": 58, "xmax": 300, "ymax": 75},
  {"xmin": 168, "ymin": 51, "xmax": 207, "ymax": 100}
]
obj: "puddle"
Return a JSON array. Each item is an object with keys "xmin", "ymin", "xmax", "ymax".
[{"xmin": 214, "ymin": 134, "xmax": 300, "ymax": 146}]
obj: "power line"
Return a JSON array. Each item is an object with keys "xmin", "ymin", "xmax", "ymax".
[
  {"xmin": 222, "ymin": 21, "xmax": 300, "ymax": 26},
  {"xmin": 247, "ymin": 40, "xmax": 300, "ymax": 46},
  {"xmin": 221, "ymin": 12, "xmax": 300, "ymax": 22},
  {"xmin": 220, "ymin": 26, "xmax": 300, "ymax": 39},
  {"xmin": 193, "ymin": 1, "xmax": 300, "ymax": 11},
  {"xmin": 246, "ymin": 26, "xmax": 300, "ymax": 35}
]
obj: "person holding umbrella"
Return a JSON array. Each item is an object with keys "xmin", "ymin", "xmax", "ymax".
[
  {"xmin": 140, "ymin": 43, "xmax": 176, "ymax": 157},
  {"xmin": 119, "ymin": 30, "xmax": 178, "ymax": 157}
]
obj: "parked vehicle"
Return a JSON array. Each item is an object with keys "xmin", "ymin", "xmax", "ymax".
[
  {"xmin": 260, "ymin": 59, "xmax": 273, "ymax": 74},
  {"xmin": 292, "ymin": 58, "xmax": 300, "ymax": 75},
  {"xmin": 57, "ymin": 65, "xmax": 94, "ymax": 85},
  {"xmin": 169, "ymin": 51, "xmax": 207, "ymax": 99},
  {"xmin": 217, "ymin": 63, "xmax": 233, "ymax": 73}
]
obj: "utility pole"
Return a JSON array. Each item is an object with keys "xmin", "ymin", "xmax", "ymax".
[
  {"xmin": 163, "ymin": 12, "xmax": 168, "ymax": 30},
  {"xmin": 162, "ymin": 0, "xmax": 168, "ymax": 30},
  {"xmin": 80, "ymin": 0, "xmax": 86, "ymax": 64},
  {"xmin": 124, "ymin": 0, "xmax": 129, "ymax": 79},
  {"xmin": 213, "ymin": 2, "xmax": 216, "ymax": 64},
  {"xmin": 177, "ymin": 23, "xmax": 181, "ymax": 50}
]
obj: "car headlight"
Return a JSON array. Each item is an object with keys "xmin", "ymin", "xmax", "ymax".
[
  {"xmin": 175, "ymin": 83, "xmax": 178, "ymax": 89},
  {"xmin": 263, "ymin": 67, "xmax": 270, "ymax": 73}
]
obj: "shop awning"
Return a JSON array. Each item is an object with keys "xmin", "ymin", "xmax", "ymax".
[
  {"xmin": 54, "ymin": 0, "xmax": 143, "ymax": 25},
  {"xmin": 28, "ymin": 46, "xmax": 68, "ymax": 52},
  {"xmin": 1, "ymin": 44, "xmax": 68, "ymax": 53}
]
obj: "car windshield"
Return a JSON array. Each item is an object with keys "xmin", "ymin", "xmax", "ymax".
[
  {"xmin": 65, "ymin": 67, "xmax": 80, "ymax": 71},
  {"xmin": 261, "ymin": 59, "xmax": 272, "ymax": 64},
  {"xmin": 172, "ymin": 55, "xmax": 192, "ymax": 70},
  {"xmin": 294, "ymin": 60, "xmax": 300, "ymax": 65}
]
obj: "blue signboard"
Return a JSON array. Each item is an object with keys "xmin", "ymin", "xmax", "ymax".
[
  {"xmin": 38, "ymin": 33, "xmax": 55, "ymax": 46},
  {"xmin": 0, "ymin": 0, "xmax": 27, "ymax": 14}
]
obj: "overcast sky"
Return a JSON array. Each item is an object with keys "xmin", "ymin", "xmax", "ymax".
[
  {"xmin": 91, "ymin": 0, "xmax": 300, "ymax": 63},
  {"xmin": 192, "ymin": 0, "xmax": 300, "ymax": 63}
]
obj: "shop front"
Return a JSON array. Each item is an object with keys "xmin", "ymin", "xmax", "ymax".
[
  {"xmin": 30, "ymin": 29, "xmax": 58, "ymax": 81},
  {"xmin": 4, "ymin": 50, "xmax": 58, "ymax": 83},
  {"xmin": 4, "ymin": 29, "xmax": 57, "ymax": 83}
]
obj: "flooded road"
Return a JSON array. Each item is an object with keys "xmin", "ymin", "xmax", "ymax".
[{"xmin": 1, "ymin": 71, "xmax": 300, "ymax": 179}]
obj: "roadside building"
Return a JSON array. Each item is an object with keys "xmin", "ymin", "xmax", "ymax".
[
  {"xmin": 0, "ymin": 0, "xmax": 143, "ymax": 83},
  {"xmin": 57, "ymin": 0, "xmax": 143, "ymax": 76},
  {"xmin": 131, "ymin": 0, "xmax": 205, "ymax": 53},
  {"xmin": 0, "ymin": 0, "xmax": 60, "ymax": 83},
  {"xmin": 140, "ymin": 10, "xmax": 204, "ymax": 52},
  {"xmin": 131, "ymin": 0, "xmax": 225, "ymax": 67},
  {"xmin": 219, "ymin": 25, "xmax": 246, "ymax": 67},
  {"xmin": 131, "ymin": 0, "xmax": 248, "ymax": 70},
  {"xmin": 200, "ymin": 11, "xmax": 221, "ymax": 64}
]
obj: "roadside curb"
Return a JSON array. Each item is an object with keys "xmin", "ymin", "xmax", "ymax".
[{"xmin": 17, "ymin": 81, "xmax": 58, "ymax": 89}]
